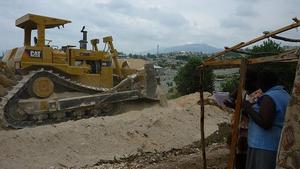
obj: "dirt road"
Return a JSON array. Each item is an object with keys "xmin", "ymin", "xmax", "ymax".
[{"xmin": 0, "ymin": 92, "xmax": 230, "ymax": 169}]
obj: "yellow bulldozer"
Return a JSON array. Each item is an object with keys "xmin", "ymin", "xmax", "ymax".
[{"xmin": 0, "ymin": 14, "xmax": 158, "ymax": 128}]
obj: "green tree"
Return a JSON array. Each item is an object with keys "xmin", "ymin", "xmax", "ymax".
[
  {"xmin": 221, "ymin": 74, "xmax": 239, "ymax": 93},
  {"xmin": 250, "ymin": 40, "xmax": 284, "ymax": 58},
  {"xmin": 249, "ymin": 40, "xmax": 296, "ymax": 92},
  {"xmin": 174, "ymin": 57, "xmax": 214, "ymax": 95},
  {"xmin": 220, "ymin": 40, "xmax": 296, "ymax": 93}
]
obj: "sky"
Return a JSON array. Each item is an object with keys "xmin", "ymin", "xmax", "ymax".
[{"xmin": 0, "ymin": 0, "xmax": 300, "ymax": 54}]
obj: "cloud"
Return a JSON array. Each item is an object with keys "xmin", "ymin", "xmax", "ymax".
[
  {"xmin": 0, "ymin": 0, "xmax": 299, "ymax": 53},
  {"xmin": 96, "ymin": 0, "xmax": 189, "ymax": 28},
  {"xmin": 235, "ymin": 5, "xmax": 257, "ymax": 17},
  {"xmin": 220, "ymin": 17, "xmax": 251, "ymax": 29}
]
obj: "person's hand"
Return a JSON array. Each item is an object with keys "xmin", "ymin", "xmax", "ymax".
[
  {"xmin": 224, "ymin": 99, "xmax": 234, "ymax": 108},
  {"xmin": 248, "ymin": 89, "xmax": 263, "ymax": 103},
  {"xmin": 240, "ymin": 115, "xmax": 249, "ymax": 128},
  {"xmin": 245, "ymin": 100, "xmax": 253, "ymax": 113}
]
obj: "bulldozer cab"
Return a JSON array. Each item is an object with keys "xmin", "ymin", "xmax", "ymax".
[{"xmin": 16, "ymin": 13, "xmax": 71, "ymax": 47}]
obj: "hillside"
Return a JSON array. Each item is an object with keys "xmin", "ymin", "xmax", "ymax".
[{"xmin": 145, "ymin": 43, "xmax": 220, "ymax": 54}]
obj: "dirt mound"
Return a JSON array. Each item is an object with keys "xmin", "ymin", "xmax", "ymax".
[
  {"xmin": 85, "ymin": 122, "xmax": 231, "ymax": 169},
  {"xmin": 0, "ymin": 92, "xmax": 230, "ymax": 169}
]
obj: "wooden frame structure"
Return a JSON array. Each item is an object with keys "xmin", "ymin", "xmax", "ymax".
[{"xmin": 198, "ymin": 18, "xmax": 300, "ymax": 169}]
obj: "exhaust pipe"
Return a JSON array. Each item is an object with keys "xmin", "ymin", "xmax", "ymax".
[{"xmin": 79, "ymin": 26, "xmax": 88, "ymax": 49}]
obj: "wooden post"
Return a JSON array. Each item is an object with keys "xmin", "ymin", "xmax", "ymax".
[
  {"xmin": 227, "ymin": 58, "xmax": 247, "ymax": 169},
  {"xmin": 199, "ymin": 66, "xmax": 207, "ymax": 169}
]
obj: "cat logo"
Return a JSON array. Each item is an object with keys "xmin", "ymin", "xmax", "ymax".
[{"xmin": 28, "ymin": 50, "xmax": 42, "ymax": 58}]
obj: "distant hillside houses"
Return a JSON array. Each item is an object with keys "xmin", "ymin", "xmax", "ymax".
[
  {"xmin": 1, "ymin": 51, "xmax": 5, "ymax": 58},
  {"xmin": 144, "ymin": 43, "xmax": 221, "ymax": 54}
]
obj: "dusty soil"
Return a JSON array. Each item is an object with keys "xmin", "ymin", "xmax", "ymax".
[
  {"xmin": 84, "ymin": 122, "xmax": 231, "ymax": 169},
  {"xmin": 85, "ymin": 143, "xmax": 229, "ymax": 169},
  {"xmin": 0, "ymin": 92, "xmax": 231, "ymax": 169}
]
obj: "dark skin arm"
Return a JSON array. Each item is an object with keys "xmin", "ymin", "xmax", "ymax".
[{"xmin": 245, "ymin": 95, "xmax": 276, "ymax": 130}]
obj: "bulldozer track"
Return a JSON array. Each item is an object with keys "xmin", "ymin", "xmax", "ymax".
[{"xmin": 0, "ymin": 69, "xmax": 124, "ymax": 129}]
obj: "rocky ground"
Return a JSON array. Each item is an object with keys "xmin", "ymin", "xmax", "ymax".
[
  {"xmin": 83, "ymin": 122, "xmax": 231, "ymax": 169},
  {"xmin": 0, "ymin": 92, "xmax": 231, "ymax": 169}
]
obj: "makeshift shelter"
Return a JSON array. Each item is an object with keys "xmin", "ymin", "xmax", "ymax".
[{"xmin": 198, "ymin": 18, "xmax": 300, "ymax": 169}]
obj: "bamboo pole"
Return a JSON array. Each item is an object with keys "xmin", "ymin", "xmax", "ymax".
[
  {"xmin": 227, "ymin": 58, "xmax": 247, "ymax": 169},
  {"xmin": 205, "ymin": 18, "xmax": 300, "ymax": 62},
  {"xmin": 203, "ymin": 48, "xmax": 300, "ymax": 68},
  {"xmin": 199, "ymin": 65, "xmax": 207, "ymax": 169},
  {"xmin": 271, "ymin": 35, "xmax": 300, "ymax": 42}
]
